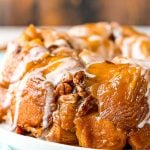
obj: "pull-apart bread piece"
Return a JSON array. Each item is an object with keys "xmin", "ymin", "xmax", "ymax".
[
  {"xmin": 112, "ymin": 57, "xmax": 150, "ymax": 149},
  {"xmin": 0, "ymin": 23, "xmax": 150, "ymax": 150}
]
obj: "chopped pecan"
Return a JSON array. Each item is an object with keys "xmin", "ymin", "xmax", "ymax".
[
  {"xmin": 16, "ymin": 126, "xmax": 25, "ymax": 135},
  {"xmin": 77, "ymin": 95, "xmax": 98, "ymax": 117},
  {"xmin": 73, "ymin": 71, "xmax": 88, "ymax": 97},
  {"xmin": 73, "ymin": 71, "xmax": 85, "ymax": 84},
  {"xmin": 48, "ymin": 114, "xmax": 53, "ymax": 126},
  {"xmin": 50, "ymin": 103, "xmax": 57, "ymax": 112},
  {"xmin": 55, "ymin": 83, "xmax": 72, "ymax": 96},
  {"xmin": 76, "ymin": 84, "xmax": 87, "ymax": 98},
  {"xmin": 58, "ymin": 93, "xmax": 79, "ymax": 104},
  {"xmin": 48, "ymin": 45, "xmax": 59, "ymax": 53}
]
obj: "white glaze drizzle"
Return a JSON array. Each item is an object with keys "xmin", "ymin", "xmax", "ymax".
[
  {"xmin": 45, "ymin": 57, "xmax": 83, "ymax": 85},
  {"xmin": 131, "ymin": 38, "xmax": 146, "ymax": 59},
  {"xmin": 11, "ymin": 46, "xmax": 49, "ymax": 83},
  {"xmin": 42, "ymin": 82, "xmax": 54, "ymax": 129},
  {"xmin": 121, "ymin": 37, "xmax": 135, "ymax": 58},
  {"xmin": 7, "ymin": 42, "xmax": 19, "ymax": 53},
  {"xmin": 0, "ymin": 42, "xmax": 19, "ymax": 82},
  {"xmin": 121, "ymin": 37, "xmax": 150, "ymax": 60},
  {"xmin": 2, "ymin": 83, "xmax": 19, "ymax": 109},
  {"xmin": 79, "ymin": 49, "xmax": 104, "ymax": 65},
  {"xmin": 68, "ymin": 26, "xmax": 90, "ymax": 37}
]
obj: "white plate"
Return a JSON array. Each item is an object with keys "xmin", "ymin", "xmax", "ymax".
[{"xmin": 0, "ymin": 124, "xmax": 96, "ymax": 150}]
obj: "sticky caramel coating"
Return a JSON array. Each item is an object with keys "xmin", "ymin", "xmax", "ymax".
[
  {"xmin": 72, "ymin": 62, "xmax": 149, "ymax": 149},
  {"xmin": 86, "ymin": 62, "xmax": 149, "ymax": 130},
  {"xmin": 0, "ymin": 44, "xmax": 23, "ymax": 88}
]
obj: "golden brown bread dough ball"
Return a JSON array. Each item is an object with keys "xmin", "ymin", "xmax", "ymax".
[{"xmin": 46, "ymin": 94, "xmax": 78, "ymax": 144}]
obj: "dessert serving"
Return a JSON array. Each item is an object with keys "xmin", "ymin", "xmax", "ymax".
[{"xmin": 0, "ymin": 22, "xmax": 150, "ymax": 149}]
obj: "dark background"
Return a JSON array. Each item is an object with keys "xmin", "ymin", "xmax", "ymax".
[{"xmin": 0, "ymin": 0, "xmax": 149, "ymax": 26}]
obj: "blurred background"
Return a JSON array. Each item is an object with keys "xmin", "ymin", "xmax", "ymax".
[{"xmin": 0, "ymin": 0, "xmax": 150, "ymax": 26}]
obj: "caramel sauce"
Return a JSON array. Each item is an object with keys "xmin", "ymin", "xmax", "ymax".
[
  {"xmin": 141, "ymin": 40, "xmax": 150, "ymax": 56},
  {"xmin": 85, "ymin": 62, "xmax": 137, "ymax": 99},
  {"xmin": 30, "ymin": 55, "xmax": 65, "ymax": 74}
]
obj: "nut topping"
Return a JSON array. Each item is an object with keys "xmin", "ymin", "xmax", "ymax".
[
  {"xmin": 55, "ymin": 82, "xmax": 72, "ymax": 96},
  {"xmin": 76, "ymin": 85, "xmax": 87, "ymax": 97},
  {"xmin": 77, "ymin": 95, "xmax": 98, "ymax": 117},
  {"xmin": 73, "ymin": 71, "xmax": 85, "ymax": 84}
]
